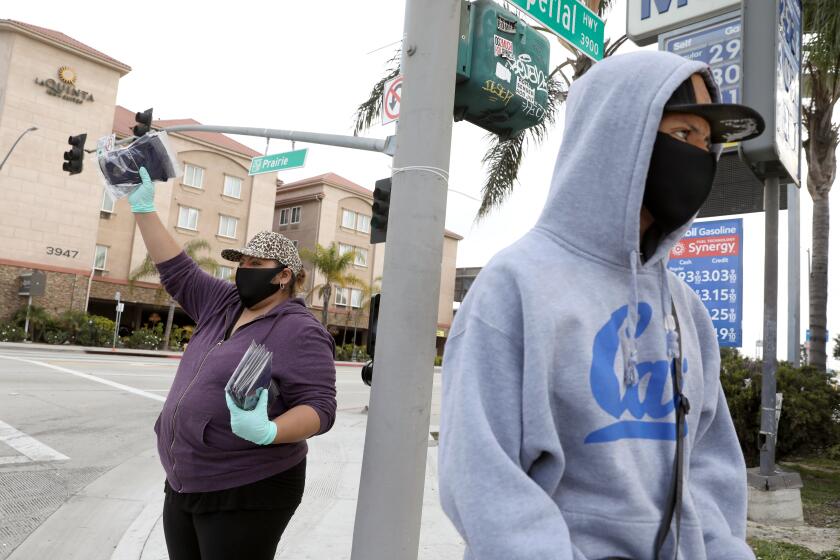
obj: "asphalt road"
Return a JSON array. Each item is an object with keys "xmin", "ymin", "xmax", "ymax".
[{"xmin": 0, "ymin": 345, "xmax": 443, "ymax": 559}]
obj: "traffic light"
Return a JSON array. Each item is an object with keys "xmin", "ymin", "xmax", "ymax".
[
  {"xmin": 370, "ymin": 178, "xmax": 391, "ymax": 244},
  {"xmin": 361, "ymin": 293, "xmax": 381, "ymax": 386},
  {"xmin": 133, "ymin": 108, "xmax": 154, "ymax": 137},
  {"xmin": 62, "ymin": 133, "xmax": 87, "ymax": 175}
]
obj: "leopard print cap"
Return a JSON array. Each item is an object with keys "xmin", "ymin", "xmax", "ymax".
[{"xmin": 221, "ymin": 230, "xmax": 303, "ymax": 274}]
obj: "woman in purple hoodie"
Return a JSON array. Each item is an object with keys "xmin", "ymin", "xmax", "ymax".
[{"xmin": 129, "ymin": 168, "xmax": 337, "ymax": 560}]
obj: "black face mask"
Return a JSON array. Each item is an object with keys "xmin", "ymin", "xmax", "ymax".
[
  {"xmin": 235, "ymin": 266, "xmax": 285, "ymax": 308},
  {"xmin": 643, "ymin": 132, "xmax": 717, "ymax": 234}
]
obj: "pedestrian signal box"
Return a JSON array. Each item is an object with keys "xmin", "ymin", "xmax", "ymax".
[{"xmin": 454, "ymin": 0, "xmax": 551, "ymax": 139}]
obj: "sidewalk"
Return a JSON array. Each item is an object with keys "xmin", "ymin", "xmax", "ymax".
[
  {"xmin": 0, "ymin": 341, "xmax": 372, "ymax": 367},
  {"xmin": 8, "ymin": 408, "xmax": 465, "ymax": 560}
]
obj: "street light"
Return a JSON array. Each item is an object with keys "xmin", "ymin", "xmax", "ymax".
[{"xmin": 0, "ymin": 126, "xmax": 38, "ymax": 172}]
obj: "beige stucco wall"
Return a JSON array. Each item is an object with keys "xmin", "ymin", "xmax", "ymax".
[
  {"xmin": 438, "ymin": 235, "xmax": 458, "ymax": 330},
  {"xmin": 0, "ymin": 31, "xmax": 122, "ymax": 274}
]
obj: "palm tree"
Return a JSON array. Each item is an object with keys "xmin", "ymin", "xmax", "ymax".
[
  {"xmin": 129, "ymin": 239, "xmax": 219, "ymax": 350},
  {"xmin": 802, "ymin": 0, "xmax": 839, "ymax": 371},
  {"xmin": 353, "ymin": 1, "xmax": 621, "ymax": 218},
  {"xmin": 299, "ymin": 242, "xmax": 363, "ymax": 327}
]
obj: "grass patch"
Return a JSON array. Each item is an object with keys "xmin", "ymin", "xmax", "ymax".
[
  {"xmin": 780, "ymin": 460, "xmax": 840, "ymax": 529},
  {"xmin": 750, "ymin": 539, "xmax": 840, "ymax": 559}
]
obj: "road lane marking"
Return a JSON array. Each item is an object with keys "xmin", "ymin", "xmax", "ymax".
[
  {"xmin": 0, "ymin": 419, "xmax": 69, "ymax": 463},
  {"xmin": 0, "ymin": 355, "xmax": 166, "ymax": 403}
]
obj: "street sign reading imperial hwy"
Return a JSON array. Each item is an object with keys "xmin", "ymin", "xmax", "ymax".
[
  {"xmin": 248, "ymin": 148, "xmax": 308, "ymax": 175},
  {"xmin": 509, "ymin": 0, "xmax": 604, "ymax": 61}
]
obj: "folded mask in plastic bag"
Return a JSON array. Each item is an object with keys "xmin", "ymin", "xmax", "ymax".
[
  {"xmin": 95, "ymin": 131, "xmax": 181, "ymax": 199},
  {"xmin": 226, "ymin": 341, "xmax": 279, "ymax": 411}
]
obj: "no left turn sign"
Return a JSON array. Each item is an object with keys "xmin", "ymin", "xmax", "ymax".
[{"xmin": 382, "ymin": 75, "xmax": 403, "ymax": 125}]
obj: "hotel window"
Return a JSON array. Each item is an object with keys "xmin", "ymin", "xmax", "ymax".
[
  {"xmin": 354, "ymin": 247, "xmax": 368, "ymax": 267},
  {"xmin": 215, "ymin": 265, "xmax": 233, "ymax": 281},
  {"xmin": 335, "ymin": 287, "xmax": 349, "ymax": 306},
  {"xmin": 101, "ymin": 190, "xmax": 115, "ymax": 213},
  {"xmin": 279, "ymin": 208, "xmax": 290, "ymax": 226},
  {"xmin": 183, "ymin": 164, "xmax": 204, "ymax": 188},
  {"xmin": 339, "ymin": 243, "xmax": 353, "ymax": 257},
  {"xmin": 290, "ymin": 206, "xmax": 301, "ymax": 224},
  {"xmin": 342, "ymin": 209, "xmax": 356, "ymax": 229},
  {"xmin": 350, "ymin": 288, "xmax": 363, "ymax": 309},
  {"xmin": 356, "ymin": 213, "xmax": 371, "ymax": 234},
  {"xmin": 218, "ymin": 215, "xmax": 238, "ymax": 238},
  {"xmin": 223, "ymin": 175, "xmax": 242, "ymax": 198},
  {"xmin": 94, "ymin": 245, "xmax": 108, "ymax": 270},
  {"xmin": 178, "ymin": 206, "xmax": 200, "ymax": 230}
]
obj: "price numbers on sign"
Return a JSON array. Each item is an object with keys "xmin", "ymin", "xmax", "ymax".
[
  {"xmin": 668, "ymin": 218, "xmax": 743, "ymax": 348},
  {"xmin": 663, "ymin": 17, "xmax": 742, "ymax": 104}
]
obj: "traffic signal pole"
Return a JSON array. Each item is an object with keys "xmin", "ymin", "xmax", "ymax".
[{"xmin": 350, "ymin": 0, "xmax": 461, "ymax": 558}]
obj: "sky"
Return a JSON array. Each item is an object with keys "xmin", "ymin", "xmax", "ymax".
[{"xmin": 4, "ymin": 0, "xmax": 839, "ymax": 368}]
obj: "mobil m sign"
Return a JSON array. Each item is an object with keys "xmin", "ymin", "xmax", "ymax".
[{"xmin": 627, "ymin": 0, "xmax": 739, "ymax": 45}]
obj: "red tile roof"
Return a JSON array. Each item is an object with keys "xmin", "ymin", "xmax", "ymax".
[
  {"xmin": 112, "ymin": 106, "xmax": 261, "ymax": 158},
  {"xmin": 1, "ymin": 20, "xmax": 130, "ymax": 73},
  {"xmin": 279, "ymin": 173, "xmax": 463, "ymax": 240}
]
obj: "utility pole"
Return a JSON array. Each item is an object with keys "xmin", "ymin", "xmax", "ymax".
[
  {"xmin": 787, "ymin": 183, "xmax": 800, "ymax": 366},
  {"xmin": 759, "ymin": 176, "xmax": 779, "ymax": 476},
  {"xmin": 350, "ymin": 0, "xmax": 461, "ymax": 558}
]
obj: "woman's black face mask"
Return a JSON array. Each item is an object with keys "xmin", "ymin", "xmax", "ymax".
[
  {"xmin": 235, "ymin": 265, "xmax": 285, "ymax": 308},
  {"xmin": 643, "ymin": 132, "xmax": 717, "ymax": 234}
]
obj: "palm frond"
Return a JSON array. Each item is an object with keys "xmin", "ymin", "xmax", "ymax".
[
  {"xmin": 353, "ymin": 50, "xmax": 401, "ymax": 135},
  {"xmin": 128, "ymin": 255, "xmax": 157, "ymax": 284},
  {"xmin": 476, "ymin": 75, "xmax": 567, "ymax": 219}
]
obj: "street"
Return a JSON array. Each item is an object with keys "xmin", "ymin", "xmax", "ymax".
[{"xmin": 0, "ymin": 345, "xmax": 452, "ymax": 559}]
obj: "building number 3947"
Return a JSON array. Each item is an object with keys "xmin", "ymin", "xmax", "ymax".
[{"xmin": 46, "ymin": 246, "xmax": 79, "ymax": 258}]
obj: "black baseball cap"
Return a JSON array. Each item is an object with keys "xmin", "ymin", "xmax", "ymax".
[{"xmin": 664, "ymin": 77, "xmax": 765, "ymax": 143}]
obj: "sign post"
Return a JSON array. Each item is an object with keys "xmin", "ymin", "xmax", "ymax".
[
  {"xmin": 19, "ymin": 271, "xmax": 46, "ymax": 342},
  {"xmin": 740, "ymin": 0, "xmax": 802, "ymax": 484}
]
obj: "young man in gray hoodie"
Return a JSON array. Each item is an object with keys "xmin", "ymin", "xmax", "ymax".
[{"xmin": 439, "ymin": 50, "xmax": 765, "ymax": 559}]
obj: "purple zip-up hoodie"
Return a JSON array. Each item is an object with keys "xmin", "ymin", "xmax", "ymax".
[{"xmin": 153, "ymin": 251, "xmax": 337, "ymax": 493}]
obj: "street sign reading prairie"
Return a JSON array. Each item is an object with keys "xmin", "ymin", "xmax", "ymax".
[
  {"xmin": 248, "ymin": 149, "xmax": 308, "ymax": 176},
  {"xmin": 508, "ymin": 0, "xmax": 604, "ymax": 61}
]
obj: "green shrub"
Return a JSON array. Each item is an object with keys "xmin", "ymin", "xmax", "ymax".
[
  {"xmin": 168, "ymin": 326, "xmax": 186, "ymax": 350},
  {"xmin": 434, "ymin": 355, "xmax": 443, "ymax": 367},
  {"xmin": 56, "ymin": 310, "xmax": 89, "ymax": 343},
  {"xmin": 12, "ymin": 305, "xmax": 51, "ymax": 342},
  {"xmin": 76, "ymin": 315, "xmax": 116, "ymax": 347},
  {"xmin": 335, "ymin": 344, "xmax": 369, "ymax": 362},
  {"xmin": 125, "ymin": 323, "xmax": 164, "ymax": 350},
  {"xmin": 0, "ymin": 323, "xmax": 26, "ymax": 342},
  {"xmin": 720, "ymin": 348, "xmax": 840, "ymax": 466},
  {"xmin": 43, "ymin": 327, "xmax": 70, "ymax": 345}
]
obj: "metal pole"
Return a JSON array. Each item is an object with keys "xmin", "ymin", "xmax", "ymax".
[
  {"xmin": 23, "ymin": 295, "xmax": 32, "ymax": 341},
  {"xmin": 787, "ymin": 183, "xmax": 800, "ymax": 366},
  {"xmin": 111, "ymin": 125, "xmax": 395, "ymax": 156},
  {"xmin": 760, "ymin": 176, "xmax": 780, "ymax": 476},
  {"xmin": 0, "ymin": 126, "xmax": 37, "ymax": 172},
  {"xmin": 84, "ymin": 266, "xmax": 95, "ymax": 313},
  {"xmin": 350, "ymin": 0, "xmax": 460, "ymax": 557}
]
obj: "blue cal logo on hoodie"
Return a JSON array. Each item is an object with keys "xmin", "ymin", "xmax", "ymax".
[{"xmin": 585, "ymin": 303, "xmax": 687, "ymax": 444}]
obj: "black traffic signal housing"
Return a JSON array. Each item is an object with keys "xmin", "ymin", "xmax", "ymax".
[
  {"xmin": 370, "ymin": 178, "xmax": 391, "ymax": 244},
  {"xmin": 133, "ymin": 108, "xmax": 154, "ymax": 137},
  {"xmin": 62, "ymin": 133, "xmax": 87, "ymax": 175},
  {"xmin": 361, "ymin": 293, "xmax": 381, "ymax": 386}
]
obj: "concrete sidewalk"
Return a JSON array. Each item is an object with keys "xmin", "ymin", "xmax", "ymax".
[{"xmin": 8, "ymin": 408, "xmax": 464, "ymax": 560}]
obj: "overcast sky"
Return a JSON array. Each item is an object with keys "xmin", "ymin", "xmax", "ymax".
[{"xmin": 5, "ymin": 0, "xmax": 839, "ymax": 368}]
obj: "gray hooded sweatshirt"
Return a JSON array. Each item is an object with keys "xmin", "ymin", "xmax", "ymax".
[{"xmin": 439, "ymin": 51, "xmax": 753, "ymax": 560}]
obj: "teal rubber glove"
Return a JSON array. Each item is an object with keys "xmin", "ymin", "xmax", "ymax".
[
  {"xmin": 225, "ymin": 388, "xmax": 278, "ymax": 446},
  {"xmin": 128, "ymin": 167, "xmax": 156, "ymax": 213}
]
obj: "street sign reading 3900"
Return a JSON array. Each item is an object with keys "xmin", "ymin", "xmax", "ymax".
[{"xmin": 509, "ymin": 0, "xmax": 605, "ymax": 61}]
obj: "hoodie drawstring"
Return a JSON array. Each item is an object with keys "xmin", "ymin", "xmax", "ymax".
[
  {"xmin": 660, "ymin": 261, "xmax": 681, "ymax": 362},
  {"xmin": 624, "ymin": 251, "xmax": 641, "ymax": 386}
]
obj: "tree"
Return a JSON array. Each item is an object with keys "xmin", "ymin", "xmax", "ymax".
[
  {"xmin": 802, "ymin": 0, "xmax": 840, "ymax": 371},
  {"xmin": 353, "ymin": 1, "xmax": 622, "ymax": 218},
  {"xmin": 299, "ymin": 243, "xmax": 363, "ymax": 327},
  {"xmin": 833, "ymin": 332, "xmax": 840, "ymax": 360},
  {"xmin": 129, "ymin": 239, "xmax": 218, "ymax": 350}
]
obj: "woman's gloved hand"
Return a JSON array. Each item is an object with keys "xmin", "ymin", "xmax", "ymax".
[
  {"xmin": 128, "ymin": 167, "xmax": 156, "ymax": 213},
  {"xmin": 225, "ymin": 388, "xmax": 278, "ymax": 446}
]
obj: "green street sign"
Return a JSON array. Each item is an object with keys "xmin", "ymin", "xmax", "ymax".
[
  {"xmin": 509, "ymin": 0, "xmax": 604, "ymax": 61},
  {"xmin": 248, "ymin": 148, "xmax": 308, "ymax": 175}
]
